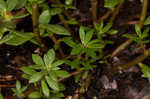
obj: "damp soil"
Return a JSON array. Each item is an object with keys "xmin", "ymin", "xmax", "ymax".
[{"xmin": 1, "ymin": 0, "xmax": 150, "ymax": 99}]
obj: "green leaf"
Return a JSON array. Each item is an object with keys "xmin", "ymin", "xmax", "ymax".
[
  {"xmin": 65, "ymin": 59, "xmax": 80, "ymax": 69},
  {"xmin": 99, "ymin": 21, "xmax": 104, "ymax": 31},
  {"xmin": 71, "ymin": 44, "xmax": 82, "ymax": 55},
  {"xmin": 93, "ymin": 22, "xmax": 99, "ymax": 30},
  {"xmin": 74, "ymin": 74, "xmax": 81, "ymax": 83},
  {"xmin": 135, "ymin": 24, "xmax": 142, "ymax": 38},
  {"xmin": 15, "ymin": 0, "xmax": 27, "ymax": 9},
  {"xmin": 84, "ymin": 30, "xmax": 93, "ymax": 44},
  {"xmin": 63, "ymin": 4, "xmax": 76, "ymax": 9},
  {"xmin": 66, "ymin": 19, "xmax": 78, "ymax": 25},
  {"xmin": 65, "ymin": 0, "xmax": 73, "ymax": 5},
  {"xmin": 12, "ymin": 13, "xmax": 29, "ymax": 19},
  {"xmin": 87, "ymin": 40, "xmax": 104, "ymax": 48},
  {"xmin": 104, "ymin": 0, "xmax": 120, "ymax": 9},
  {"xmin": 142, "ymin": 40, "xmax": 150, "ymax": 44},
  {"xmin": 48, "ymin": 71, "xmax": 58, "ymax": 81},
  {"xmin": 56, "ymin": 70, "xmax": 70, "ymax": 78},
  {"xmin": 49, "ymin": 8, "xmax": 62, "ymax": 16},
  {"xmin": 44, "ymin": 24, "xmax": 70, "ymax": 35},
  {"xmin": 62, "ymin": 37, "xmax": 76, "ymax": 47},
  {"xmin": 7, "ymin": 0, "xmax": 19, "ymax": 11},
  {"xmin": 141, "ymin": 28, "xmax": 150, "ymax": 39},
  {"xmin": 141, "ymin": 64, "xmax": 150, "ymax": 82},
  {"xmin": 28, "ymin": 65, "xmax": 44, "ymax": 70},
  {"xmin": 87, "ymin": 49, "xmax": 97, "ymax": 59},
  {"xmin": 102, "ymin": 23, "xmax": 112, "ymax": 33},
  {"xmin": 79, "ymin": 26, "xmax": 85, "ymax": 44},
  {"xmin": 29, "ymin": 71, "xmax": 45, "ymax": 83},
  {"xmin": 123, "ymin": 34, "xmax": 139, "ymax": 42},
  {"xmin": 51, "ymin": 60, "xmax": 64, "ymax": 68},
  {"xmin": 108, "ymin": 29, "xmax": 118, "ymax": 35},
  {"xmin": 28, "ymin": 91, "xmax": 42, "ymax": 99},
  {"xmin": 144, "ymin": 16, "xmax": 150, "ymax": 25},
  {"xmin": 22, "ymin": 74, "xmax": 30, "ymax": 79},
  {"xmin": 0, "ymin": 0, "xmax": 6, "ymax": 10},
  {"xmin": 16, "ymin": 80, "xmax": 21, "ymax": 91},
  {"xmin": 45, "ymin": 76, "xmax": 59, "ymax": 91},
  {"xmin": 21, "ymin": 67, "xmax": 36, "ymax": 75},
  {"xmin": 82, "ymin": 71, "xmax": 88, "ymax": 79},
  {"xmin": 0, "ymin": 31, "xmax": 34, "ymax": 46},
  {"xmin": 32, "ymin": 54, "xmax": 44, "ymax": 65},
  {"xmin": 41, "ymin": 80, "xmax": 50, "ymax": 97},
  {"xmin": 20, "ymin": 86, "xmax": 27, "ymax": 93},
  {"xmin": 44, "ymin": 49, "xmax": 55, "ymax": 66},
  {"xmin": 39, "ymin": 10, "xmax": 51, "ymax": 24},
  {"xmin": 25, "ymin": 3, "xmax": 32, "ymax": 14}
]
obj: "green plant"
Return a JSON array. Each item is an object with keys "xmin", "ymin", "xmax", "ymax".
[
  {"xmin": 11, "ymin": 80, "xmax": 27, "ymax": 99},
  {"xmin": 21, "ymin": 49, "xmax": 68, "ymax": 98},
  {"xmin": 123, "ymin": 24, "xmax": 150, "ymax": 44},
  {"xmin": 138, "ymin": 63, "xmax": 150, "ymax": 82},
  {"xmin": 104, "ymin": 0, "xmax": 121, "ymax": 10},
  {"xmin": 1, "ymin": 0, "xmax": 150, "ymax": 98}
]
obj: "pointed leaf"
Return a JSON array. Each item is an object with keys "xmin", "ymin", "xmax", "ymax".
[
  {"xmin": 44, "ymin": 49, "xmax": 55, "ymax": 66},
  {"xmin": 71, "ymin": 44, "xmax": 82, "ymax": 55},
  {"xmin": 144, "ymin": 16, "xmax": 150, "ymax": 25},
  {"xmin": 7, "ymin": 0, "xmax": 19, "ymax": 11},
  {"xmin": 44, "ymin": 24, "xmax": 70, "ymax": 35},
  {"xmin": 45, "ymin": 76, "xmax": 59, "ymax": 91},
  {"xmin": 87, "ymin": 40, "xmax": 104, "ymax": 48},
  {"xmin": 16, "ymin": 80, "xmax": 21, "ymax": 91},
  {"xmin": 62, "ymin": 37, "xmax": 76, "ymax": 47},
  {"xmin": 28, "ymin": 91, "xmax": 42, "ymax": 98},
  {"xmin": 21, "ymin": 67, "xmax": 36, "ymax": 75},
  {"xmin": 32, "ymin": 54, "xmax": 44, "ymax": 65},
  {"xmin": 84, "ymin": 30, "xmax": 93, "ymax": 44},
  {"xmin": 141, "ymin": 64, "xmax": 150, "ymax": 82},
  {"xmin": 135, "ymin": 24, "xmax": 142, "ymax": 38},
  {"xmin": 79, "ymin": 26, "xmax": 85, "ymax": 44},
  {"xmin": 20, "ymin": 86, "xmax": 27, "ymax": 93},
  {"xmin": 141, "ymin": 28, "xmax": 150, "ymax": 39},
  {"xmin": 104, "ymin": 0, "xmax": 120, "ymax": 9},
  {"xmin": 29, "ymin": 71, "xmax": 45, "ymax": 83},
  {"xmin": 0, "ymin": 31, "xmax": 34, "ymax": 46},
  {"xmin": 56, "ymin": 70, "xmax": 70, "ymax": 78},
  {"xmin": 39, "ymin": 10, "xmax": 51, "ymax": 24},
  {"xmin": 108, "ymin": 29, "xmax": 118, "ymax": 35},
  {"xmin": 123, "ymin": 34, "xmax": 139, "ymax": 42},
  {"xmin": 0, "ymin": 0, "xmax": 6, "ymax": 10},
  {"xmin": 41, "ymin": 80, "xmax": 50, "ymax": 97},
  {"xmin": 15, "ymin": 0, "xmax": 27, "ymax": 9},
  {"xmin": 51, "ymin": 60, "xmax": 64, "ymax": 68},
  {"xmin": 102, "ymin": 23, "xmax": 112, "ymax": 33}
]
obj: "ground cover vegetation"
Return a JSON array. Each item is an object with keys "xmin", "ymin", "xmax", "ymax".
[{"xmin": 0, "ymin": 0, "xmax": 150, "ymax": 98}]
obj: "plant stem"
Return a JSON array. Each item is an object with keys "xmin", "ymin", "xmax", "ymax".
[
  {"xmin": 98, "ymin": 9, "xmax": 112, "ymax": 22},
  {"xmin": 32, "ymin": 4, "xmax": 48, "ymax": 52},
  {"xmin": 112, "ymin": 48, "xmax": 150, "ymax": 74},
  {"xmin": 91, "ymin": 0, "xmax": 98, "ymax": 22},
  {"xmin": 111, "ymin": 0, "xmax": 148, "ymax": 57},
  {"xmin": 49, "ymin": 34, "xmax": 65, "ymax": 57},
  {"xmin": 109, "ymin": 0, "xmax": 124, "ymax": 23}
]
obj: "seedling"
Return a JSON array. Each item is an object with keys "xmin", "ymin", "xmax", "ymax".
[
  {"xmin": 11, "ymin": 80, "xmax": 27, "ymax": 99},
  {"xmin": 21, "ymin": 49, "xmax": 69, "ymax": 98},
  {"xmin": 123, "ymin": 24, "xmax": 150, "ymax": 44}
]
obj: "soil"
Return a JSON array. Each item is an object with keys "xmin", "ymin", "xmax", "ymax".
[{"xmin": 1, "ymin": 0, "xmax": 150, "ymax": 99}]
